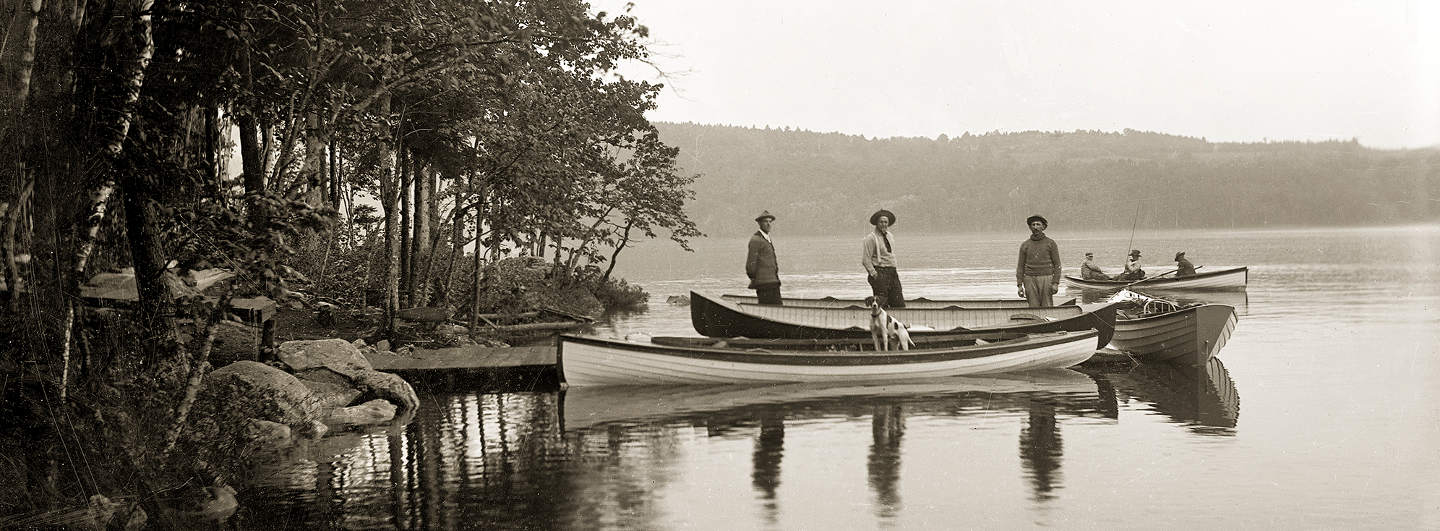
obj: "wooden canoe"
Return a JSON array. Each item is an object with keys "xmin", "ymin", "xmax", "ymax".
[
  {"xmin": 691, "ymin": 291, "xmax": 1117, "ymax": 348},
  {"xmin": 1063, "ymin": 266, "xmax": 1248, "ymax": 291},
  {"xmin": 557, "ymin": 330, "xmax": 1098, "ymax": 386},
  {"xmin": 652, "ymin": 330, "xmax": 1032, "ymax": 351},
  {"xmin": 720, "ymin": 293, "xmax": 1076, "ymax": 309},
  {"xmin": 560, "ymin": 368, "xmax": 1101, "ymax": 430},
  {"xmin": 1106, "ymin": 302, "xmax": 1237, "ymax": 366}
]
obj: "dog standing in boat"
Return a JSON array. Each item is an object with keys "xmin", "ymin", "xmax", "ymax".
[{"xmin": 867, "ymin": 296, "xmax": 915, "ymax": 351}]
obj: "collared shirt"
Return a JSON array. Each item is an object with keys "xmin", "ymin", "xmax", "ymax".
[
  {"xmin": 759, "ymin": 230, "xmax": 772, "ymax": 244},
  {"xmin": 861, "ymin": 230, "xmax": 897, "ymax": 275}
]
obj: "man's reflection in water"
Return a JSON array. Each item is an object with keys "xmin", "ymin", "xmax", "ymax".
[
  {"xmin": 752, "ymin": 411, "xmax": 786, "ymax": 524},
  {"xmin": 1019, "ymin": 399, "xmax": 1063, "ymax": 502},
  {"xmin": 868, "ymin": 404, "xmax": 904, "ymax": 519}
]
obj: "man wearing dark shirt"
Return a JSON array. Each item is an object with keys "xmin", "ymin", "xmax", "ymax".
[
  {"xmin": 1174, "ymin": 251, "xmax": 1197, "ymax": 277},
  {"xmin": 1016, "ymin": 215, "xmax": 1061, "ymax": 307}
]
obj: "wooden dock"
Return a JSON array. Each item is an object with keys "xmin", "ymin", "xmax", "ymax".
[{"xmin": 365, "ymin": 345, "xmax": 557, "ymax": 371}]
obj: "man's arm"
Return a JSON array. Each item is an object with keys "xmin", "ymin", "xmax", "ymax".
[
  {"xmin": 746, "ymin": 237, "xmax": 761, "ymax": 279},
  {"xmin": 861, "ymin": 235, "xmax": 877, "ymax": 277},
  {"xmin": 1016, "ymin": 242, "xmax": 1027, "ymax": 286},
  {"xmin": 1048, "ymin": 240, "xmax": 1061, "ymax": 283}
]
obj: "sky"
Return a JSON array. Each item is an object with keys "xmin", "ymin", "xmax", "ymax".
[{"xmin": 597, "ymin": 0, "xmax": 1440, "ymax": 149}]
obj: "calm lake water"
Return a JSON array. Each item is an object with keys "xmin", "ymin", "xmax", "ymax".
[{"xmin": 242, "ymin": 226, "xmax": 1440, "ymax": 529}]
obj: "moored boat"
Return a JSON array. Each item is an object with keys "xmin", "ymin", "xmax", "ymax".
[
  {"xmin": 1063, "ymin": 266, "xmax": 1248, "ymax": 291},
  {"xmin": 720, "ymin": 293, "xmax": 1075, "ymax": 309},
  {"xmin": 557, "ymin": 330, "xmax": 1099, "ymax": 386},
  {"xmin": 691, "ymin": 291, "xmax": 1117, "ymax": 348},
  {"xmin": 1095, "ymin": 291, "xmax": 1238, "ymax": 366}
]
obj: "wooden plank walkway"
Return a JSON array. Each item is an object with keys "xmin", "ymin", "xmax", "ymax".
[{"xmin": 365, "ymin": 345, "xmax": 556, "ymax": 371}]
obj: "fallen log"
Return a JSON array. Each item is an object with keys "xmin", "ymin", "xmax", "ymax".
[{"xmin": 478, "ymin": 320, "xmax": 589, "ymax": 333}]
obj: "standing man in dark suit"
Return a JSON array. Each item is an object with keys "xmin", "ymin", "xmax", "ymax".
[{"xmin": 746, "ymin": 210, "xmax": 782, "ymax": 305}]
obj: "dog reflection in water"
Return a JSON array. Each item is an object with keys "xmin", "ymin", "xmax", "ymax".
[{"xmin": 866, "ymin": 296, "xmax": 915, "ymax": 351}]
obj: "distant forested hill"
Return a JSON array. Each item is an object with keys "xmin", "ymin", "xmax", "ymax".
[{"xmin": 655, "ymin": 123, "xmax": 1439, "ymax": 236}]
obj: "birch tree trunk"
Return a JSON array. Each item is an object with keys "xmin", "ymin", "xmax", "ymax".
[
  {"xmin": 61, "ymin": 0, "xmax": 157, "ymax": 399},
  {"xmin": 412, "ymin": 161, "xmax": 431, "ymax": 306}
]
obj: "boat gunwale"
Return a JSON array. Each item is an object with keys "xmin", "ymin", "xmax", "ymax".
[
  {"xmin": 559, "ymin": 330, "xmax": 1098, "ymax": 367},
  {"xmin": 1063, "ymin": 266, "xmax": 1248, "ymax": 289}
]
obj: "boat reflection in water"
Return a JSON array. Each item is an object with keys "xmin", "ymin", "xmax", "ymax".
[
  {"xmin": 561, "ymin": 369, "xmax": 1114, "ymax": 514},
  {"xmin": 1092, "ymin": 357, "xmax": 1241, "ymax": 434}
]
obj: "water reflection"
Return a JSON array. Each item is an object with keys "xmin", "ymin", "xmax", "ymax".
[
  {"xmin": 868, "ymin": 405, "xmax": 904, "ymax": 519},
  {"xmin": 242, "ymin": 372, "xmax": 1122, "ymax": 529},
  {"xmin": 1093, "ymin": 358, "xmax": 1241, "ymax": 434}
]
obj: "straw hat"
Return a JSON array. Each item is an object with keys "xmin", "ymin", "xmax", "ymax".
[{"xmin": 870, "ymin": 209, "xmax": 896, "ymax": 226}]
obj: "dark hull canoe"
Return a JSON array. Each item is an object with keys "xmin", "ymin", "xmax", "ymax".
[
  {"xmin": 690, "ymin": 291, "xmax": 1117, "ymax": 348},
  {"xmin": 720, "ymin": 293, "xmax": 1075, "ymax": 309},
  {"xmin": 1063, "ymin": 266, "xmax": 1248, "ymax": 291},
  {"xmin": 1109, "ymin": 304, "xmax": 1237, "ymax": 366},
  {"xmin": 558, "ymin": 330, "xmax": 1098, "ymax": 386}
]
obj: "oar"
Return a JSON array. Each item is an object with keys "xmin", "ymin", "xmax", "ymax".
[{"xmin": 1124, "ymin": 265, "xmax": 1202, "ymax": 288}]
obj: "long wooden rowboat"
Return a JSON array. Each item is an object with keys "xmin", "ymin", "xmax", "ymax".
[
  {"xmin": 652, "ymin": 330, "xmax": 1033, "ymax": 351},
  {"xmin": 1107, "ymin": 303, "xmax": 1237, "ymax": 366},
  {"xmin": 691, "ymin": 291, "xmax": 1117, "ymax": 348},
  {"xmin": 1062, "ymin": 266, "xmax": 1248, "ymax": 291},
  {"xmin": 720, "ymin": 293, "xmax": 1075, "ymax": 309},
  {"xmin": 557, "ymin": 330, "xmax": 1098, "ymax": 386}
]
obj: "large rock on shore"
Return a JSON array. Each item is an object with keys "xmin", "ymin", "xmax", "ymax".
[
  {"xmin": 203, "ymin": 361, "xmax": 319, "ymax": 425},
  {"xmin": 350, "ymin": 369, "xmax": 420, "ymax": 414},
  {"xmin": 278, "ymin": 338, "xmax": 374, "ymax": 377},
  {"xmin": 325, "ymin": 399, "xmax": 398, "ymax": 427}
]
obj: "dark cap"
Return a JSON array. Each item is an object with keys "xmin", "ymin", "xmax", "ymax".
[
  {"xmin": 1174, "ymin": 251, "xmax": 1186, "ymax": 261},
  {"xmin": 870, "ymin": 209, "xmax": 896, "ymax": 226},
  {"xmin": 1026, "ymin": 215, "xmax": 1048, "ymax": 228},
  {"xmin": 1129, "ymin": 249, "xmax": 1142, "ymax": 257}
]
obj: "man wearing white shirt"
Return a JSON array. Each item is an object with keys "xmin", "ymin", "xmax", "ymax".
[{"xmin": 861, "ymin": 209, "xmax": 905, "ymax": 308}]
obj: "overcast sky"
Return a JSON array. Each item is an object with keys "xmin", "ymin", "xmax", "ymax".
[{"xmin": 599, "ymin": 1, "xmax": 1440, "ymax": 149}]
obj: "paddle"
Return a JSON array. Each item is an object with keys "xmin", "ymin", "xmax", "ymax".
[{"xmin": 1124, "ymin": 265, "xmax": 1203, "ymax": 288}]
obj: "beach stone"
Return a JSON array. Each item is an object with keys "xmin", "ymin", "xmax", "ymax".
[
  {"xmin": 203, "ymin": 361, "xmax": 319, "ymax": 425},
  {"xmin": 350, "ymin": 369, "xmax": 419, "ymax": 414},
  {"xmin": 324, "ymin": 399, "xmax": 398, "ymax": 427},
  {"xmin": 375, "ymin": 339, "xmax": 391, "ymax": 353},
  {"xmin": 277, "ymin": 338, "xmax": 373, "ymax": 377}
]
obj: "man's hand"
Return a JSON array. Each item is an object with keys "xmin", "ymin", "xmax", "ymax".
[
  {"xmin": 1050, "ymin": 283, "xmax": 1059, "ymax": 295},
  {"xmin": 1017, "ymin": 285, "xmax": 1026, "ymax": 298}
]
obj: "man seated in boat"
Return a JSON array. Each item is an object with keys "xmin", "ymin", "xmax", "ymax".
[
  {"xmin": 1118, "ymin": 249, "xmax": 1145, "ymax": 280},
  {"xmin": 1080, "ymin": 252, "xmax": 1113, "ymax": 280},
  {"xmin": 1174, "ymin": 251, "xmax": 1197, "ymax": 277}
]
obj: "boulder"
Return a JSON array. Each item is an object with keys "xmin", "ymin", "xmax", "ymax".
[
  {"xmin": 203, "ymin": 361, "xmax": 319, "ymax": 425},
  {"xmin": 350, "ymin": 369, "xmax": 419, "ymax": 414},
  {"xmin": 299, "ymin": 378, "xmax": 362, "ymax": 409},
  {"xmin": 324, "ymin": 399, "xmax": 398, "ymax": 427},
  {"xmin": 277, "ymin": 338, "xmax": 373, "ymax": 377},
  {"xmin": 243, "ymin": 418, "xmax": 293, "ymax": 451}
]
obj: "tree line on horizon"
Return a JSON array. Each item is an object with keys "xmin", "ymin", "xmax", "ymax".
[{"xmin": 656, "ymin": 123, "xmax": 1439, "ymax": 236}]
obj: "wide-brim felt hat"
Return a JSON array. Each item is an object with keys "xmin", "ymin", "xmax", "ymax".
[
  {"xmin": 1174, "ymin": 251, "xmax": 1186, "ymax": 261},
  {"xmin": 1026, "ymin": 214, "xmax": 1048, "ymax": 228},
  {"xmin": 1129, "ymin": 249, "xmax": 1142, "ymax": 257},
  {"xmin": 755, "ymin": 210, "xmax": 776, "ymax": 222},
  {"xmin": 870, "ymin": 209, "xmax": 896, "ymax": 226}
]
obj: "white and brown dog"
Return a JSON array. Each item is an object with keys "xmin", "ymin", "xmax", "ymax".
[{"xmin": 866, "ymin": 297, "xmax": 915, "ymax": 351}]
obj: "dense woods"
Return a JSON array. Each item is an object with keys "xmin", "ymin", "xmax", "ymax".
[
  {"xmin": 658, "ymin": 123, "xmax": 1440, "ymax": 235},
  {"xmin": 0, "ymin": 0, "xmax": 697, "ymax": 522}
]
